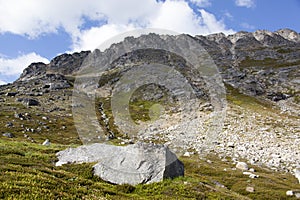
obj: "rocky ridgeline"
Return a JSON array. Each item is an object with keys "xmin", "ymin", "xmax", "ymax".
[
  {"xmin": 1, "ymin": 29, "xmax": 299, "ymax": 176},
  {"xmin": 15, "ymin": 29, "xmax": 300, "ymax": 113},
  {"xmin": 17, "ymin": 51, "xmax": 90, "ymax": 82}
]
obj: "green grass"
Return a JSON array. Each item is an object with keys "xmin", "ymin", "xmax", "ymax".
[
  {"xmin": 0, "ymin": 139, "xmax": 299, "ymax": 199},
  {"xmin": 226, "ymin": 84, "xmax": 272, "ymax": 111},
  {"xmin": 240, "ymin": 56, "xmax": 300, "ymax": 69}
]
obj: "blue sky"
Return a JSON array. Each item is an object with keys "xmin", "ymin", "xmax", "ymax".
[{"xmin": 0, "ymin": 0, "xmax": 299, "ymax": 84}]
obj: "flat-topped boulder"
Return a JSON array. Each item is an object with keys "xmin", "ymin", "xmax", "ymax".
[{"xmin": 56, "ymin": 143, "xmax": 184, "ymax": 185}]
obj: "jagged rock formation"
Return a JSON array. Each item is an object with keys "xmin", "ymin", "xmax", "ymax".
[
  {"xmin": 18, "ymin": 51, "xmax": 90, "ymax": 81},
  {"xmin": 16, "ymin": 29, "xmax": 300, "ymax": 113}
]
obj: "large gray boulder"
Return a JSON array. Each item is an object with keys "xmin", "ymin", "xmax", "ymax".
[{"xmin": 56, "ymin": 143, "xmax": 184, "ymax": 185}]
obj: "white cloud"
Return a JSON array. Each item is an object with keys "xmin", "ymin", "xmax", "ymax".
[
  {"xmin": 241, "ymin": 22, "xmax": 255, "ymax": 30},
  {"xmin": 223, "ymin": 11, "xmax": 233, "ymax": 20},
  {"xmin": 198, "ymin": 9, "xmax": 234, "ymax": 34},
  {"xmin": 73, "ymin": 24, "xmax": 137, "ymax": 51},
  {"xmin": 235, "ymin": 0, "xmax": 255, "ymax": 8},
  {"xmin": 0, "ymin": 0, "xmax": 160, "ymax": 40},
  {"xmin": 149, "ymin": 0, "xmax": 203, "ymax": 34},
  {"xmin": 0, "ymin": 0, "xmax": 234, "ymax": 47},
  {"xmin": 189, "ymin": 0, "xmax": 211, "ymax": 7},
  {"xmin": 0, "ymin": 0, "xmax": 235, "ymax": 52},
  {"xmin": 74, "ymin": 0, "xmax": 234, "ymax": 51},
  {"xmin": 0, "ymin": 53, "xmax": 49, "ymax": 77}
]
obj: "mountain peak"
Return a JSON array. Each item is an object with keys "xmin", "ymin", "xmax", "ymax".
[{"xmin": 275, "ymin": 28, "xmax": 300, "ymax": 42}]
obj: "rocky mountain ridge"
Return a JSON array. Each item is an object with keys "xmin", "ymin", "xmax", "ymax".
[
  {"xmin": 1, "ymin": 29, "xmax": 299, "ymax": 174},
  {"xmin": 16, "ymin": 29, "xmax": 300, "ymax": 108}
]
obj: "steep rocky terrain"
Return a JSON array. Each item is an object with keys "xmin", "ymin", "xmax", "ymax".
[{"xmin": 0, "ymin": 29, "xmax": 300, "ymax": 199}]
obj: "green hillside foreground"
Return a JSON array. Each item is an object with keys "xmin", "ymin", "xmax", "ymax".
[
  {"xmin": 0, "ymin": 138, "xmax": 300, "ymax": 200},
  {"xmin": 0, "ymin": 82, "xmax": 300, "ymax": 199}
]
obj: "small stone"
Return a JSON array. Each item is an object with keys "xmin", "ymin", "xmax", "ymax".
[
  {"xmin": 14, "ymin": 113, "xmax": 23, "ymax": 119},
  {"xmin": 22, "ymin": 98, "xmax": 40, "ymax": 106},
  {"xmin": 236, "ymin": 162, "xmax": 249, "ymax": 171},
  {"xmin": 183, "ymin": 152, "xmax": 190, "ymax": 157},
  {"xmin": 2, "ymin": 132, "xmax": 15, "ymax": 138},
  {"xmin": 207, "ymin": 160, "xmax": 212, "ymax": 164},
  {"xmin": 246, "ymin": 186, "xmax": 254, "ymax": 193},
  {"xmin": 249, "ymin": 168, "xmax": 255, "ymax": 172},
  {"xmin": 6, "ymin": 92, "xmax": 18, "ymax": 97},
  {"xmin": 249, "ymin": 174, "xmax": 259, "ymax": 179},
  {"xmin": 286, "ymin": 190, "xmax": 293, "ymax": 196},
  {"xmin": 27, "ymin": 137, "xmax": 35, "ymax": 142},
  {"xmin": 293, "ymin": 168, "xmax": 300, "ymax": 183},
  {"xmin": 227, "ymin": 142, "xmax": 235, "ymax": 148},
  {"xmin": 5, "ymin": 122, "xmax": 13, "ymax": 127},
  {"xmin": 295, "ymin": 192, "xmax": 300, "ymax": 198},
  {"xmin": 212, "ymin": 180, "xmax": 226, "ymax": 188},
  {"xmin": 42, "ymin": 139, "xmax": 50, "ymax": 146}
]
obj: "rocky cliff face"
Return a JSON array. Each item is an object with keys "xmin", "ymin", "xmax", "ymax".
[
  {"xmin": 18, "ymin": 51, "xmax": 90, "ymax": 81},
  {"xmin": 16, "ymin": 29, "xmax": 300, "ymax": 114}
]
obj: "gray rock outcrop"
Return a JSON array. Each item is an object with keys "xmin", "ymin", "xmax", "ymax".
[
  {"xmin": 56, "ymin": 143, "xmax": 184, "ymax": 185},
  {"xmin": 2, "ymin": 132, "xmax": 15, "ymax": 138}
]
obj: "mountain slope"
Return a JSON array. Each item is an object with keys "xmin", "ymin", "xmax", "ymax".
[{"xmin": 0, "ymin": 29, "xmax": 300, "ymax": 199}]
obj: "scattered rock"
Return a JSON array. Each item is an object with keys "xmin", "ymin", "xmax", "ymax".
[
  {"xmin": 227, "ymin": 142, "xmax": 235, "ymax": 148},
  {"xmin": 286, "ymin": 190, "xmax": 294, "ymax": 196},
  {"xmin": 49, "ymin": 82, "xmax": 70, "ymax": 90},
  {"xmin": 243, "ymin": 171, "xmax": 259, "ymax": 178},
  {"xmin": 246, "ymin": 186, "xmax": 255, "ymax": 193},
  {"xmin": 18, "ymin": 98, "xmax": 40, "ymax": 106},
  {"xmin": 5, "ymin": 122, "xmax": 13, "ymax": 128},
  {"xmin": 236, "ymin": 162, "xmax": 249, "ymax": 171},
  {"xmin": 27, "ymin": 137, "xmax": 35, "ymax": 142},
  {"xmin": 2, "ymin": 132, "xmax": 15, "ymax": 138},
  {"xmin": 212, "ymin": 180, "xmax": 226, "ymax": 188},
  {"xmin": 56, "ymin": 143, "xmax": 184, "ymax": 185},
  {"xmin": 249, "ymin": 173, "xmax": 259, "ymax": 179},
  {"xmin": 183, "ymin": 152, "xmax": 190, "ymax": 157},
  {"xmin": 6, "ymin": 92, "xmax": 18, "ymax": 97},
  {"xmin": 207, "ymin": 160, "xmax": 212, "ymax": 164},
  {"xmin": 295, "ymin": 192, "xmax": 300, "ymax": 198},
  {"xmin": 42, "ymin": 139, "xmax": 50, "ymax": 146},
  {"xmin": 14, "ymin": 113, "xmax": 24, "ymax": 120},
  {"xmin": 249, "ymin": 168, "xmax": 255, "ymax": 172},
  {"xmin": 294, "ymin": 169, "xmax": 300, "ymax": 184},
  {"xmin": 42, "ymin": 116, "xmax": 49, "ymax": 120}
]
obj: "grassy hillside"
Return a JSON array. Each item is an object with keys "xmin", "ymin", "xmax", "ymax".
[{"xmin": 1, "ymin": 138, "xmax": 300, "ymax": 199}]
